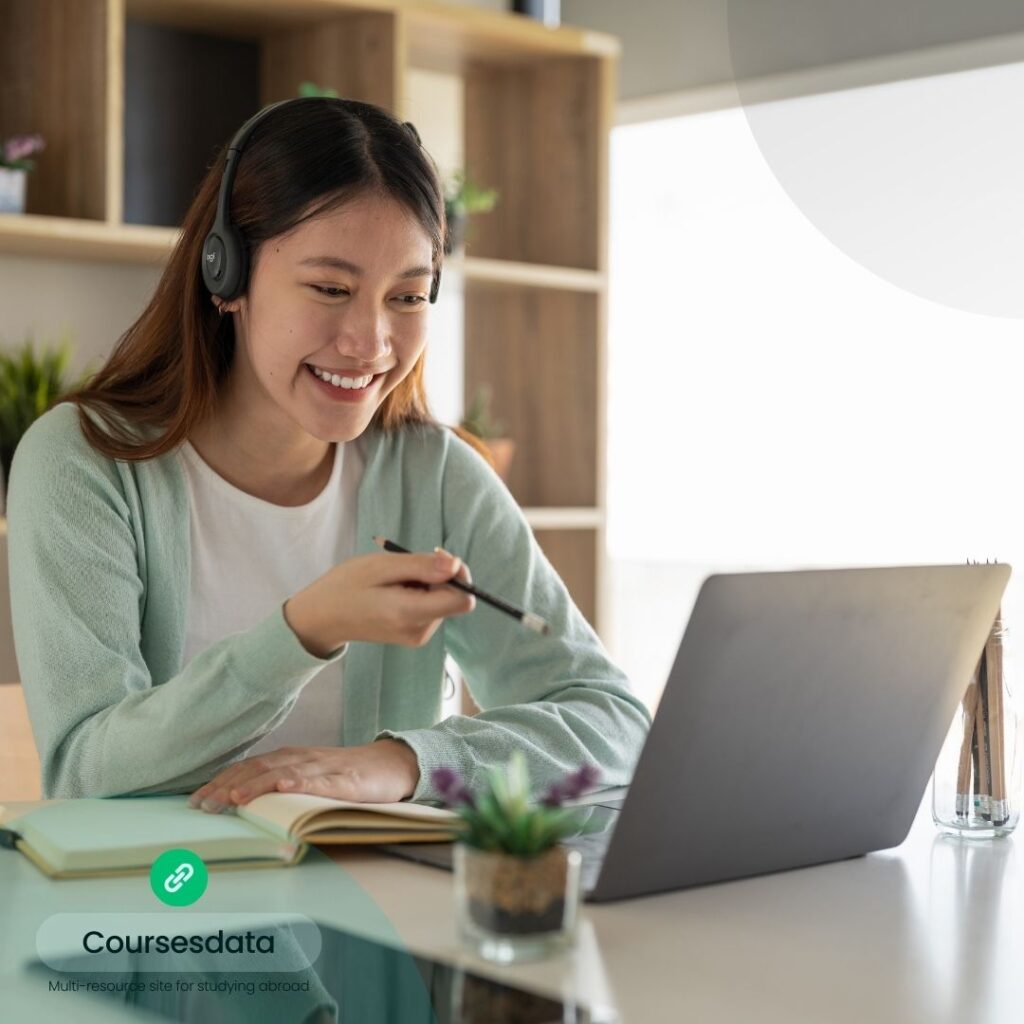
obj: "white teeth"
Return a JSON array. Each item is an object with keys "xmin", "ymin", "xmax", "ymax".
[{"xmin": 309, "ymin": 365, "xmax": 373, "ymax": 390}]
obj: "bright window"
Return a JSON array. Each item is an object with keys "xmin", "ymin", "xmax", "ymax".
[{"xmin": 607, "ymin": 99, "xmax": 1024, "ymax": 710}]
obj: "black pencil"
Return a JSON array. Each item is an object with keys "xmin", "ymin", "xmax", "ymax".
[{"xmin": 372, "ymin": 536, "xmax": 550, "ymax": 635}]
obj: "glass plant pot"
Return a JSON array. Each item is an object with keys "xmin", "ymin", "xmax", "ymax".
[
  {"xmin": 932, "ymin": 615, "xmax": 1021, "ymax": 839},
  {"xmin": 453, "ymin": 843, "xmax": 583, "ymax": 964},
  {"xmin": 0, "ymin": 168, "xmax": 27, "ymax": 213},
  {"xmin": 442, "ymin": 208, "xmax": 466, "ymax": 255}
]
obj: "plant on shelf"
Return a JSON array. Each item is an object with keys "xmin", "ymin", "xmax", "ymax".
[
  {"xmin": 443, "ymin": 170, "xmax": 499, "ymax": 255},
  {"xmin": 0, "ymin": 134, "xmax": 45, "ymax": 215},
  {"xmin": 459, "ymin": 383, "xmax": 506, "ymax": 442},
  {"xmin": 432, "ymin": 752, "xmax": 601, "ymax": 962},
  {"xmin": 297, "ymin": 81, "xmax": 339, "ymax": 98},
  {"xmin": 0, "ymin": 334, "xmax": 90, "ymax": 514},
  {"xmin": 458, "ymin": 384, "xmax": 516, "ymax": 482}
]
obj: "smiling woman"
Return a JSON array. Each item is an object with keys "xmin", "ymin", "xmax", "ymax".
[
  {"xmin": 189, "ymin": 193, "xmax": 436, "ymax": 498},
  {"xmin": 5, "ymin": 97, "xmax": 651, "ymax": 810}
]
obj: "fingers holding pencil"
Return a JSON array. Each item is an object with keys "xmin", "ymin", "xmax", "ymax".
[
  {"xmin": 373, "ymin": 536, "xmax": 550, "ymax": 636},
  {"xmin": 435, "ymin": 545, "xmax": 472, "ymax": 586},
  {"xmin": 394, "ymin": 546, "xmax": 470, "ymax": 592}
]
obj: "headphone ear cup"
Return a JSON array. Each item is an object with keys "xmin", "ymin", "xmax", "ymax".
[
  {"xmin": 222, "ymin": 227, "xmax": 248, "ymax": 302},
  {"xmin": 202, "ymin": 225, "xmax": 248, "ymax": 301},
  {"xmin": 201, "ymin": 231, "xmax": 224, "ymax": 295}
]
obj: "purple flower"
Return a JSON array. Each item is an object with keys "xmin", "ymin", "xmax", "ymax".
[
  {"xmin": 541, "ymin": 764, "xmax": 601, "ymax": 807},
  {"xmin": 431, "ymin": 767, "xmax": 475, "ymax": 809},
  {"xmin": 3, "ymin": 134, "xmax": 45, "ymax": 165},
  {"xmin": 540, "ymin": 782, "xmax": 564, "ymax": 808}
]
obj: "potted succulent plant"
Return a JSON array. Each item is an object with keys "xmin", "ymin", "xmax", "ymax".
[
  {"xmin": 432, "ymin": 752, "xmax": 601, "ymax": 963},
  {"xmin": 1, "ymin": 134, "xmax": 45, "ymax": 214},
  {"xmin": 444, "ymin": 170, "xmax": 499, "ymax": 255},
  {"xmin": 459, "ymin": 384, "xmax": 515, "ymax": 482},
  {"xmin": 0, "ymin": 335, "xmax": 89, "ymax": 515}
]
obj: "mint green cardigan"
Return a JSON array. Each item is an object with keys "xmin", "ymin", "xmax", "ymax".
[{"xmin": 6, "ymin": 403, "xmax": 651, "ymax": 802}]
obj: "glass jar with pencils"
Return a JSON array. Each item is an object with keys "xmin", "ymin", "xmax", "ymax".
[{"xmin": 932, "ymin": 609, "xmax": 1021, "ymax": 838}]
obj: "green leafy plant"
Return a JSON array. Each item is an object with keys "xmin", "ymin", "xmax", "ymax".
[
  {"xmin": 0, "ymin": 335, "xmax": 89, "ymax": 495},
  {"xmin": 459, "ymin": 384, "xmax": 506, "ymax": 441},
  {"xmin": 432, "ymin": 752, "xmax": 601, "ymax": 856},
  {"xmin": 444, "ymin": 170, "xmax": 499, "ymax": 219},
  {"xmin": 443, "ymin": 170, "xmax": 499, "ymax": 254},
  {"xmin": 298, "ymin": 81, "xmax": 339, "ymax": 98}
]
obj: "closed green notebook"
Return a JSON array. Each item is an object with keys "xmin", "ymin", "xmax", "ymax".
[{"xmin": 1, "ymin": 793, "xmax": 458, "ymax": 879}]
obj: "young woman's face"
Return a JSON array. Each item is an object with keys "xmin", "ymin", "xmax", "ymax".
[{"xmin": 225, "ymin": 192, "xmax": 435, "ymax": 443}]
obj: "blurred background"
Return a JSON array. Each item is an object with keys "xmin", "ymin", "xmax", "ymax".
[{"xmin": 4, "ymin": 0, "xmax": 1024, "ymax": 723}]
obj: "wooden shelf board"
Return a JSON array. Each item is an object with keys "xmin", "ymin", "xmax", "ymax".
[
  {"xmin": 454, "ymin": 256, "xmax": 604, "ymax": 292},
  {"xmin": 522, "ymin": 507, "xmax": 603, "ymax": 530},
  {"xmin": 0, "ymin": 218, "xmax": 608, "ymax": 293},
  {"xmin": 406, "ymin": 5, "xmax": 618, "ymax": 71},
  {"xmin": 0, "ymin": 214, "xmax": 176, "ymax": 263},
  {"xmin": 126, "ymin": 0, "xmax": 370, "ymax": 38},
  {"xmin": 124, "ymin": 0, "xmax": 619, "ymax": 62}
]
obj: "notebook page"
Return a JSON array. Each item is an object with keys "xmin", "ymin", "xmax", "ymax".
[{"xmin": 239, "ymin": 792, "xmax": 457, "ymax": 840}]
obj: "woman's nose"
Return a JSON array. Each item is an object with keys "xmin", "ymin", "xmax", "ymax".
[{"xmin": 336, "ymin": 301, "xmax": 391, "ymax": 361}]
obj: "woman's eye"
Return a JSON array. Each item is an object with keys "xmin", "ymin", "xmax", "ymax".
[{"xmin": 310, "ymin": 287, "xmax": 425, "ymax": 305}]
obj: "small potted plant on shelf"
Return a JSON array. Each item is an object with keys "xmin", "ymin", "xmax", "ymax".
[
  {"xmin": 0, "ymin": 134, "xmax": 45, "ymax": 215},
  {"xmin": 432, "ymin": 752, "xmax": 601, "ymax": 964},
  {"xmin": 0, "ymin": 334, "xmax": 89, "ymax": 515},
  {"xmin": 444, "ymin": 170, "xmax": 499, "ymax": 256},
  {"xmin": 297, "ymin": 80, "xmax": 339, "ymax": 98},
  {"xmin": 459, "ymin": 384, "xmax": 515, "ymax": 482}
]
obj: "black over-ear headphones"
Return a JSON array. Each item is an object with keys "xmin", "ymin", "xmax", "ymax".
[{"xmin": 201, "ymin": 96, "xmax": 441, "ymax": 305}]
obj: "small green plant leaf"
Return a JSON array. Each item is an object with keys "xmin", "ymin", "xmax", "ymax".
[
  {"xmin": 297, "ymin": 81, "xmax": 339, "ymax": 98},
  {"xmin": 433, "ymin": 754, "xmax": 601, "ymax": 856},
  {"xmin": 0, "ymin": 333, "xmax": 87, "ymax": 492},
  {"xmin": 458, "ymin": 384, "xmax": 506, "ymax": 440}
]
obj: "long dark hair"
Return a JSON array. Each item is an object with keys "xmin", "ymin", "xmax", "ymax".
[{"xmin": 57, "ymin": 98, "xmax": 490, "ymax": 464}]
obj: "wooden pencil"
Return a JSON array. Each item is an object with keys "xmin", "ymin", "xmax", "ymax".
[
  {"xmin": 986, "ymin": 610, "xmax": 1008, "ymax": 826},
  {"xmin": 977, "ymin": 647, "xmax": 992, "ymax": 822},
  {"xmin": 956, "ymin": 660, "xmax": 981, "ymax": 817},
  {"xmin": 971, "ymin": 717, "xmax": 982, "ymax": 819}
]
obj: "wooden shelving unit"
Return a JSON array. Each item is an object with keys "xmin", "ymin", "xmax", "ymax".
[{"xmin": 0, "ymin": 0, "xmax": 618, "ymax": 635}]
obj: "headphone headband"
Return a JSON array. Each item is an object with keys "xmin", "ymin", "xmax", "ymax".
[{"xmin": 201, "ymin": 97, "xmax": 441, "ymax": 304}]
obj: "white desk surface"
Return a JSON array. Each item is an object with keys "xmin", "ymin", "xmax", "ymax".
[{"xmin": 1, "ymin": 794, "xmax": 1020, "ymax": 1023}]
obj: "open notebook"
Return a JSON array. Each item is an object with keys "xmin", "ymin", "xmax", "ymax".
[{"xmin": 0, "ymin": 793, "xmax": 459, "ymax": 879}]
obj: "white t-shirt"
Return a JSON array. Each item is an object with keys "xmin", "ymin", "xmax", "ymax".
[{"xmin": 177, "ymin": 437, "xmax": 365, "ymax": 755}]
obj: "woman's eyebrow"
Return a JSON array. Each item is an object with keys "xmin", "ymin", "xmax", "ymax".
[{"xmin": 299, "ymin": 255, "xmax": 432, "ymax": 279}]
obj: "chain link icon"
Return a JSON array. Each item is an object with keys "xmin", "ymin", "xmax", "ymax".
[{"xmin": 163, "ymin": 862, "xmax": 195, "ymax": 894}]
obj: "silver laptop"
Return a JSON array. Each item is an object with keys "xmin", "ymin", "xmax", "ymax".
[{"xmin": 381, "ymin": 564, "xmax": 1010, "ymax": 902}]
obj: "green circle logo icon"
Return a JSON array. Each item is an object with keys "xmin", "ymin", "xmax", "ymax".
[{"xmin": 150, "ymin": 849, "xmax": 208, "ymax": 906}]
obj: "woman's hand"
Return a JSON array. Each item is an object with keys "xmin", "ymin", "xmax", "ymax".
[
  {"xmin": 283, "ymin": 547, "xmax": 474, "ymax": 657},
  {"xmin": 188, "ymin": 739, "xmax": 421, "ymax": 813}
]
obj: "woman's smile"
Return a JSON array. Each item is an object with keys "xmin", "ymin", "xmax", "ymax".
[{"xmin": 304, "ymin": 361, "xmax": 385, "ymax": 402}]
